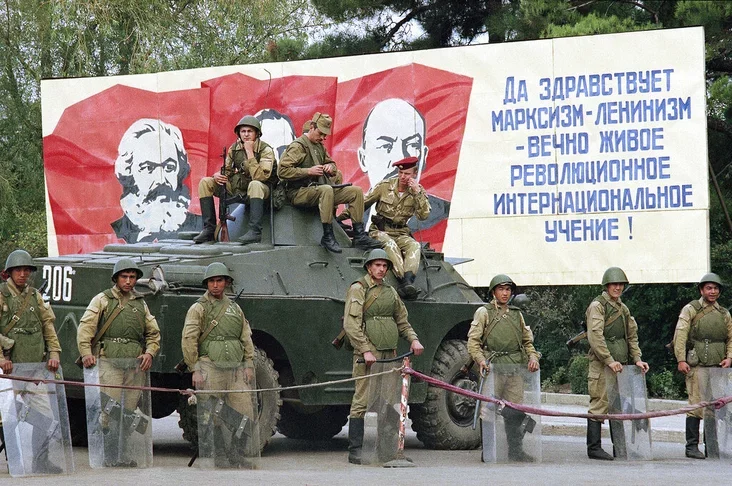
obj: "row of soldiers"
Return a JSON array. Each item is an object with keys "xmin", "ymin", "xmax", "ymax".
[
  {"xmin": 464, "ymin": 267, "xmax": 732, "ymax": 462},
  {"xmin": 192, "ymin": 112, "xmax": 430, "ymax": 299},
  {"xmin": 0, "ymin": 250, "xmax": 254, "ymax": 471}
]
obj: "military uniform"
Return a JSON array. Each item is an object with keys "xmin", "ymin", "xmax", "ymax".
[
  {"xmin": 586, "ymin": 291, "xmax": 642, "ymax": 416},
  {"xmin": 198, "ymin": 138, "xmax": 275, "ymax": 200},
  {"xmin": 78, "ymin": 284, "xmax": 160, "ymax": 423}
]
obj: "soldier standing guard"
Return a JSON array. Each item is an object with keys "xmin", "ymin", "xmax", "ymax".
[
  {"xmin": 343, "ymin": 249, "xmax": 424, "ymax": 464},
  {"xmin": 585, "ymin": 267, "xmax": 649, "ymax": 461},
  {"xmin": 338, "ymin": 156, "xmax": 430, "ymax": 299},
  {"xmin": 194, "ymin": 116, "xmax": 277, "ymax": 244},
  {"xmin": 181, "ymin": 262, "xmax": 256, "ymax": 468},
  {"xmin": 0, "ymin": 249, "xmax": 63, "ymax": 473},
  {"xmin": 77, "ymin": 258, "xmax": 160, "ymax": 467},
  {"xmin": 673, "ymin": 272, "xmax": 732, "ymax": 459},
  {"xmin": 467, "ymin": 274, "xmax": 540, "ymax": 462}
]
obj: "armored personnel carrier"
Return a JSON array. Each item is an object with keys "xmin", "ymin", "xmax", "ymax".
[{"xmin": 36, "ymin": 205, "xmax": 484, "ymax": 450}]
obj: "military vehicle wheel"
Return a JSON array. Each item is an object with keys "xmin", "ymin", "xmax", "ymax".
[
  {"xmin": 176, "ymin": 347, "xmax": 281, "ymax": 451},
  {"xmin": 409, "ymin": 339, "xmax": 481, "ymax": 449},
  {"xmin": 277, "ymin": 403, "xmax": 349, "ymax": 440},
  {"xmin": 68, "ymin": 397, "xmax": 88, "ymax": 446}
]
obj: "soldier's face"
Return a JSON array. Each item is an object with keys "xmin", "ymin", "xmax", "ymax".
[
  {"xmin": 606, "ymin": 283, "xmax": 625, "ymax": 300},
  {"xmin": 115, "ymin": 270, "xmax": 138, "ymax": 294},
  {"xmin": 9, "ymin": 267, "xmax": 33, "ymax": 289},
  {"xmin": 307, "ymin": 126, "xmax": 326, "ymax": 145},
  {"xmin": 700, "ymin": 283, "xmax": 720, "ymax": 303},
  {"xmin": 238, "ymin": 126, "xmax": 258, "ymax": 142},
  {"xmin": 367, "ymin": 260, "xmax": 389, "ymax": 282},
  {"xmin": 397, "ymin": 167, "xmax": 418, "ymax": 189},
  {"xmin": 492, "ymin": 284, "xmax": 513, "ymax": 305},
  {"xmin": 207, "ymin": 276, "xmax": 230, "ymax": 298}
]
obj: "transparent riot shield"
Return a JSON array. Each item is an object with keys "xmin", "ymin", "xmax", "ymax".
[
  {"xmin": 196, "ymin": 362, "xmax": 260, "ymax": 469},
  {"xmin": 0, "ymin": 363, "xmax": 74, "ymax": 477},
  {"xmin": 697, "ymin": 367, "xmax": 732, "ymax": 460},
  {"xmin": 84, "ymin": 358, "xmax": 153, "ymax": 468},
  {"xmin": 604, "ymin": 365, "xmax": 652, "ymax": 461},
  {"xmin": 361, "ymin": 362, "xmax": 403, "ymax": 466},
  {"xmin": 480, "ymin": 363, "xmax": 541, "ymax": 463}
]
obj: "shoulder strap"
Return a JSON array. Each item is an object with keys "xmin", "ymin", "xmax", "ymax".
[
  {"xmin": 89, "ymin": 302, "xmax": 125, "ymax": 349},
  {"xmin": 690, "ymin": 301, "xmax": 717, "ymax": 328},
  {"xmin": 198, "ymin": 298, "xmax": 232, "ymax": 344},
  {"xmin": 363, "ymin": 286, "xmax": 383, "ymax": 314},
  {"xmin": 481, "ymin": 303, "xmax": 504, "ymax": 340},
  {"xmin": 1, "ymin": 288, "xmax": 35, "ymax": 335}
]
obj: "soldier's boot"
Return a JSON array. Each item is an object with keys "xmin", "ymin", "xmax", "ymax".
[
  {"xmin": 321, "ymin": 223, "xmax": 342, "ymax": 253},
  {"xmin": 685, "ymin": 416, "xmax": 705, "ymax": 459},
  {"xmin": 586, "ymin": 419, "xmax": 613, "ymax": 461},
  {"xmin": 397, "ymin": 271, "xmax": 419, "ymax": 300},
  {"xmin": 609, "ymin": 420, "xmax": 627, "ymax": 459},
  {"xmin": 348, "ymin": 417, "xmax": 365, "ymax": 465},
  {"xmin": 351, "ymin": 223, "xmax": 382, "ymax": 250},
  {"xmin": 118, "ymin": 426, "xmax": 138, "ymax": 468},
  {"xmin": 704, "ymin": 416, "xmax": 720, "ymax": 459},
  {"xmin": 213, "ymin": 426, "xmax": 231, "ymax": 468},
  {"xmin": 31, "ymin": 425, "xmax": 63, "ymax": 474},
  {"xmin": 505, "ymin": 415, "xmax": 534, "ymax": 462},
  {"xmin": 238, "ymin": 198, "xmax": 264, "ymax": 244},
  {"xmin": 194, "ymin": 196, "xmax": 217, "ymax": 243}
]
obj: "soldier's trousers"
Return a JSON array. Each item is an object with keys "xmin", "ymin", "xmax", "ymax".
[
  {"xmin": 199, "ymin": 178, "xmax": 270, "ymax": 200},
  {"xmin": 349, "ymin": 348, "xmax": 396, "ymax": 419},
  {"xmin": 368, "ymin": 230, "xmax": 420, "ymax": 278},
  {"xmin": 587, "ymin": 358, "xmax": 610, "ymax": 419},
  {"xmin": 493, "ymin": 371, "xmax": 524, "ymax": 404},
  {"xmin": 99, "ymin": 358, "xmax": 144, "ymax": 427},
  {"xmin": 291, "ymin": 185, "xmax": 364, "ymax": 224},
  {"xmin": 685, "ymin": 365, "xmax": 717, "ymax": 420},
  {"xmin": 197, "ymin": 358, "xmax": 255, "ymax": 420}
]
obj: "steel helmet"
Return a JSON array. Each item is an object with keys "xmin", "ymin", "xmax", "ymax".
[
  {"xmin": 202, "ymin": 262, "xmax": 232, "ymax": 285},
  {"xmin": 112, "ymin": 258, "xmax": 143, "ymax": 281},
  {"xmin": 4, "ymin": 249, "xmax": 37, "ymax": 273},
  {"xmin": 234, "ymin": 116, "xmax": 262, "ymax": 136},
  {"xmin": 699, "ymin": 272, "xmax": 724, "ymax": 292},
  {"xmin": 601, "ymin": 267, "xmax": 629, "ymax": 286},
  {"xmin": 489, "ymin": 274, "xmax": 516, "ymax": 294},
  {"xmin": 363, "ymin": 249, "xmax": 392, "ymax": 270}
]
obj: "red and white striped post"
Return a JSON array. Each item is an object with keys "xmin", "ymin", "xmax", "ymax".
[{"xmin": 384, "ymin": 355, "xmax": 415, "ymax": 467}]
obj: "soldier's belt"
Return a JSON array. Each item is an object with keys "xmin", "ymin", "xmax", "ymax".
[
  {"xmin": 100, "ymin": 392, "xmax": 149, "ymax": 434},
  {"xmin": 103, "ymin": 337, "xmax": 140, "ymax": 345},
  {"xmin": 10, "ymin": 327, "xmax": 40, "ymax": 335},
  {"xmin": 210, "ymin": 336, "xmax": 239, "ymax": 341}
]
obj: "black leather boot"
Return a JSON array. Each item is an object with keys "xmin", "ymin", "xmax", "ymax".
[
  {"xmin": 609, "ymin": 420, "xmax": 627, "ymax": 459},
  {"xmin": 397, "ymin": 271, "xmax": 419, "ymax": 300},
  {"xmin": 32, "ymin": 425, "xmax": 63, "ymax": 473},
  {"xmin": 238, "ymin": 198, "xmax": 264, "ymax": 244},
  {"xmin": 348, "ymin": 417, "xmax": 365, "ymax": 465},
  {"xmin": 504, "ymin": 414, "xmax": 535, "ymax": 462},
  {"xmin": 587, "ymin": 419, "xmax": 613, "ymax": 460},
  {"xmin": 351, "ymin": 223, "xmax": 382, "ymax": 250},
  {"xmin": 704, "ymin": 416, "xmax": 719, "ymax": 459},
  {"xmin": 321, "ymin": 223, "xmax": 342, "ymax": 253},
  {"xmin": 685, "ymin": 416, "xmax": 705, "ymax": 459},
  {"xmin": 194, "ymin": 196, "xmax": 217, "ymax": 243}
]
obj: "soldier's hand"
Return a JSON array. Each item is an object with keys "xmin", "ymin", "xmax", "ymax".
[
  {"xmin": 363, "ymin": 351, "xmax": 377, "ymax": 366},
  {"xmin": 608, "ymin": 361, "xmax": 623, "ymax": 373},
  {"xmin": 677, "ymin": 361, "xmax": 690, "ymax": 374},
  {"xmin": 138, "ymin": 352, "xmax": 153, "ymax": 371},
  {"xmin": 635, "ymin": 360, "xmax": 649, "ymax": 373},
  {"xmin": 528, "ymin": 359, "xmax": 539, "ymax": 372},
  {"xmin": 721, "ymin": 358, "xmax": 732, "ymax": 368},
  {"xmin": 192, "ymin": 370, "xmax": 205, "ymax": 389},
  {"xmin": 307, "ymin": 165, "xmax": 325, "ymax": 176},
  {"xmin": 213, "ymin": 173, "xmax": 228, "ymax": 185},
  {"xmin": 82, "ymin": 354, "xmax": 97, "ymax": 368},
  {"xmin": 244, "ymin": 367, "xmax": 254, "ymax": 384},
  {"xmin": 0, "ymin": 358, "xmax": 12, "ymax": 374},
  {"xmin": 243, "ymin": 140, "xmax": 255, "ymax": 155},
  {"xmin": 410, "ymin": 340, "xmax": 425, "ymax": 356},
  {"xmin": 407, "ymin": 178, "xmax": 420, "ymax": 193},
  {"xmin": 323, "ymin": 163, "xmax": 337, "ymax": 176},
  {"xmin": 478, "ymin": 360, "xmax": 490, "ymax": 374},
  {"xmin": 47, "ymin": 358, "xmax": 60, "ymax": 372}
]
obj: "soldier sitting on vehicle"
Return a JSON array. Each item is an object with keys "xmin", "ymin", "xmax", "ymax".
[{"xmin": 194, "ymin": 116, "xmax": 277, "ymax": 245}]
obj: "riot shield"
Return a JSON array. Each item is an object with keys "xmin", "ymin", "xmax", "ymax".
[
  {"xmin": 480, "ymin": 363, "xmax": 541, "ymax": 463},
  {"xmin": 361, "ymin": 362, "xmax": 403, "ymax": 466},
  {"xmin": 0, "ymin": 363, "xmax": 74, "ymax": 477},
  {"xmin": 604, "ymin": 365, "xmax": 652, "ymax": 461},
  {"xmin": 196, "ymin": 362, "xmax": 260, "ymax": 469},
  {"xmin": 697, "ymin": 367, "xmax": 732, "ymax": 460},
  {"xmin": 84, "ymin": 358, "xmax": 153, "ymax": 468}
]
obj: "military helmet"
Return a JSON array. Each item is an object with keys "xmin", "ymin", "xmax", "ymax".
[
  {"xmin": 234, "ymin": 115, "xmax": 262, "ymax": 136},
  {"xmin": 699, "ymin": 272, "xmax": 724, "ymax": 292},
  {"xmin": 203, "ymin": 262, "xmax": 232, "ymax": 285},
  {"xmin": 601, "ymin": 267, "xmax": 629, "ymax": 286},
  {"xmin": 112, "ymin": 258, "xmax": 143, "ymax": 281},
  {"xmin": 363, "ymin": 249, "xmax": 392, "ymax": 270},
  {"xmin": 489, "ymin": 274, "xmax": 516, "ymax": 293},
  {"xmin": 4, "ymin": 249, "xmax": 37, "ymax": 273}
]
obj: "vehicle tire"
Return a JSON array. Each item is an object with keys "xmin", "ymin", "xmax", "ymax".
[
  {"xmin": 409, "ymin": 339, "xmax": 481, "ymax": 449},
  {"xmin": 277, "ymin": 403, "xmax": 349, "ymax": 440},
  {"xmin": 67, "ymin": 397, "xmax": 89, "ymax": 446},
  {"xmin": 176, "ymin": 347, "xmax": 281, "ymax": 452}
]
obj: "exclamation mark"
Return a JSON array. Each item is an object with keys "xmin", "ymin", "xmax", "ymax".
[{"xmin": 628, "ymin": 216, "xmax": 633, "ymax": 240}]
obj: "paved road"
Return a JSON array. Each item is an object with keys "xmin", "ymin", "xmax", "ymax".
[{"xmin": 4, "ymin": 413, "xmax": 731, "ymax": 485}]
